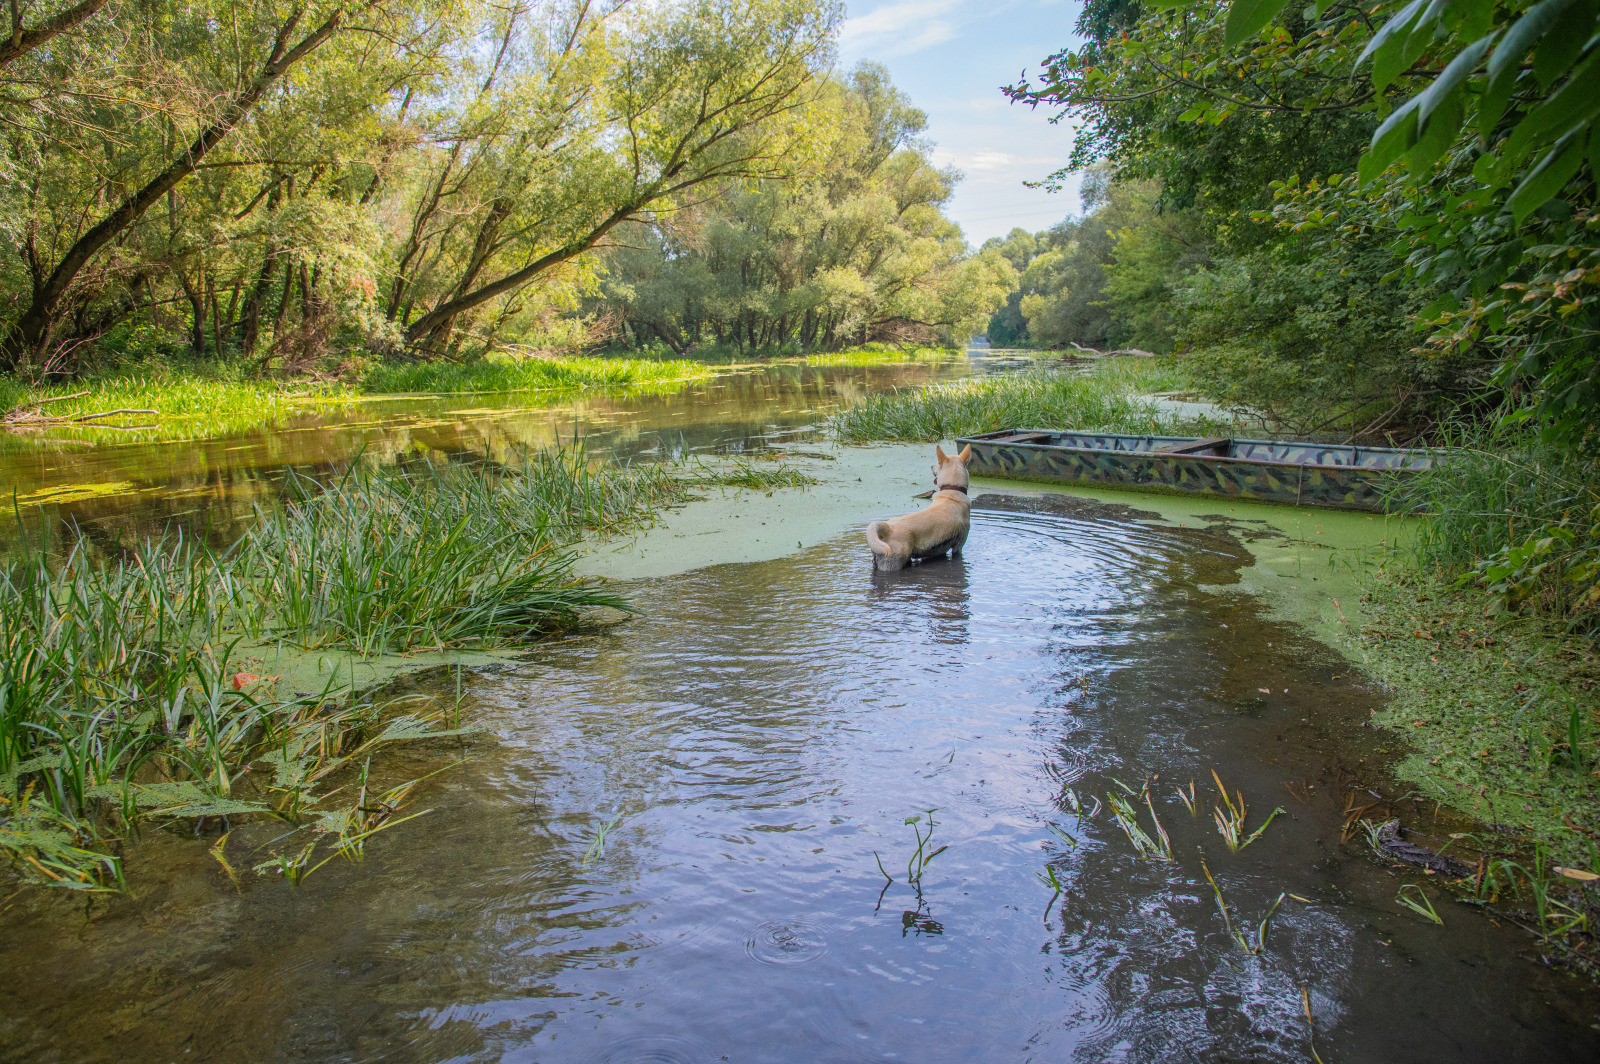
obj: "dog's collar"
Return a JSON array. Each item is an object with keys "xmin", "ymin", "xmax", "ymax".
[{"xmin": 933, "ymin": 484, "xmax": 968, "ymax": 495}]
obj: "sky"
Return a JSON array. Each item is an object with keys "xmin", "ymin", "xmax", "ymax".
[{"xmin": 837, "ymin": 0, "xmax": 1087, "ymax": 247}]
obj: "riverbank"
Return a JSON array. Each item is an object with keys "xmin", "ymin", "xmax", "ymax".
[
  {"xmin": 0, "ymin": 346, "xmax": 963, "ymax": 445},
  {"xmin": 831, "ymin": 356, "xmax": 1219, "ymax": 442}
]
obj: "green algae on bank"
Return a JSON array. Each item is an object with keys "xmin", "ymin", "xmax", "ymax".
[{"xmin": 1350, "ymin": 575, "xmax": 1600, "ymax": 869}]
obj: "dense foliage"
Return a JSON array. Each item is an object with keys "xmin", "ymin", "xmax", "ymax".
[
  {"xmin": 990, "ymin": 0, "xmax": 1598, "ymax": 447},
  {"xmin": 0, "ymin": 0, "xmax": 1005, "ymax": 378},
  {"xmin": 591, "ymin": 64, "xmax": 1014, "ymax": 354}
]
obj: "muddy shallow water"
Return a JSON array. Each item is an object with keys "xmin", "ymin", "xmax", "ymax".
[{"xmin": 3, "ymin": 494, "xmax": 1596, "ymax": 1063}]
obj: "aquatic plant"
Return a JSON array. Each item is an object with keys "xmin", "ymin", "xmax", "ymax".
[
  {"xmin": 1175, "ymin": 779, "xmax": 1198, "ymax": 816},
  {"xmin": 1200, "ymin": 850, "xmax": 1284, "ymax": 956},
  {"xmin": 582, "ymin": 811, "xmax": 626, "ymax": 869},
  {"xmin": 1395, "ymin": 883, "xmax": 1444, "ymax": 926},
  {"xmin": 1036, "ymin": 863, "xmax": 1065, "ymax": 922},
  {"xmin": 245, "ymin": 459, "xmax": 633, "ymax": 653},
  {"xmin": 903, "ymin": 811, "xmax": 948, "ymax": 887},
  {"xmin": 692, "ymin": 457, "xmax": 820, "ymax": 492},
  {"xmin": 0, "ymin": 445, "xmax": 698, "ymax": 890},
  {"xmin": 831, "ymin": 359, "xmax": 1219, "ymax": 443},
  {"xmin": 1106, "ymin": 780, "xmax": 1173, "ymax": 862},
  {"xmin": 1210, "ymin": 771, "xmax": 1285, "ymax": 853}
]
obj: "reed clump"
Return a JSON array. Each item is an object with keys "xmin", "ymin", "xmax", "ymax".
[
  {"xmin": 0, "ymin": 446, "xmax": 702, "ymax": 889},
  {"xmin": 831, "ymin": 359, "xmax": 1214, "ymax": 443}
]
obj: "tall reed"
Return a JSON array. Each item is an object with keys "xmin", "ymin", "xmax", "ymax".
[{"xmin": 832, "ymin": 360, "xmax": 1213, "ymax": 443}]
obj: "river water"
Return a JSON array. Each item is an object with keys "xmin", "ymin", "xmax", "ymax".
[{"xmin": 1, "ymin": 360, "xmax": 1597, "ymax": 1062}]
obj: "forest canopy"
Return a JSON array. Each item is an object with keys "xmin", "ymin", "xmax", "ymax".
[
  {"xmin": 990, "ymin": 0, "xmax": 1600, "ymax": 444},
  {"xmin": 0, "ymin": 0, "xmax": 1004, "ymax": 373}
]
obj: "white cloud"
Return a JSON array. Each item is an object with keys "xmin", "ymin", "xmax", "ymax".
[
  {"xmin": 840, "ymin": 0, "xmax": 962, "ymax": 58},
  {"xmin": 966, "ymin": 151, "xmax": 1016, "ymax": 171}
]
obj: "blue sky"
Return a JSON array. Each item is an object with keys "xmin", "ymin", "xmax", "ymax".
[{"xmin": 838, "ymin": 0, "xmax": 1087, "ymax": 246}]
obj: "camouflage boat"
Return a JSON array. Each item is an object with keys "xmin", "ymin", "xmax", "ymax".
[{"xmin": 954, "ymin": 429, "xmax": 1441, "ymax": 513}]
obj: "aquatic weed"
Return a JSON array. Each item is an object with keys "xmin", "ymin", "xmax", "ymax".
[
  {"xmin": 1395, "ymin": 883, "xmax": 1444, "ymax": 925},
  {"xmin": 1210, "ymin": 771, "xmax": 1285, "ymax": 853},
  {"xmin": 1106, "ymin": 779, "xmax": 1173, "ymax": 862},
  {"xmin": 582, "ymin": 810, "xmax": 626, "ymax": 869},
  {"xmin": 1199, "ymin": 850, "xmax": 1284, "ymax": 956}
]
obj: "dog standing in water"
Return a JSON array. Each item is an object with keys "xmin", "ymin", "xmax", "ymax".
[{"xmin": 866, "ymin": 444, "xmax": 972, "ymax": 571}]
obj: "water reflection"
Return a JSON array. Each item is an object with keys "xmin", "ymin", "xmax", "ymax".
[
  {"xmin": 0, "ymin": 359, "xmax": 973, "ymax": 549},
  {"xmin": 2, "ymin": 494, "xmax": 1595, "ymax": 1063}
]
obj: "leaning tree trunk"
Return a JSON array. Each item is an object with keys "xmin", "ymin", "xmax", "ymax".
[{"xmin": 0, "ymin": 6, "xmax": 353, "ymax": 369}]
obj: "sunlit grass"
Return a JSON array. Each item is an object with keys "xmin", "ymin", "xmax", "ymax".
[
  {"xmin": 2, "ymin": 375, "xmax": 360, "ymax": 442},
  {"xmin": 799, "ymin": 345, "xmax": 961, "ymax": 367},
  {"xmin": 832, "ymin": 358, "xmax": 1216, "ymax": 442},
  {"xmin": 361, "ymin": 352, "xmax": 714, "ymax": 394}
]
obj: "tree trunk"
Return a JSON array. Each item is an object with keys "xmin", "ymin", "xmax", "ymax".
[{"xmin": 0, "ymin": 6, "xmax": 352, "ymax": 368}]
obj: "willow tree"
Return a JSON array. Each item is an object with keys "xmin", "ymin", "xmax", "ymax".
[
  {"xmin": 593, "ymin": 63, "xmax": 1016, "ymax": 352},
  {"xmin": 0, "ymin": 0, "xmax": 456, "ymax": 368},
  {"xmin": 387, "ymin": 0, "xmax": 842, "ymax": 354}
]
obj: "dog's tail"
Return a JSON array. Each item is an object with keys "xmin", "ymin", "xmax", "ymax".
[{"xmin": 865, "ymin": 521, "xmax": 891, "ymax": 554}]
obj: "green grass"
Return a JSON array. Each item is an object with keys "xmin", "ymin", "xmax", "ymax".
[
  {"xmin": 799, "ymin": 345, "xmax": 961, "ymax": 367},
  {"xmin": 690, "ymin": 456, "xmax": 821, "ymax": 491},
  {"xmin": 0, "ymin": 441, "xmax": 821, "ymax": 890},
  {"xmin": 1390, "ymin": 425, "xmax": 1600, "ymax": 628},
  {"xmin": 593, "ymin": 342, "xmax": 962, "ymax": 366},
  {"xmin": 832, "ymin": 357, "xmax": 1217, "ymax": 442},
  {"xmin": 2, "ymin": 374, "xmax": 360, "ymax": 440},
  {"xmin": 360, "ymin": 352, "xmax": 714, "ymax": 394}
]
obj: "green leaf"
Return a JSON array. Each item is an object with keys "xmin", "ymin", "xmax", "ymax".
[
  {"xmin": 1407, "ymin": 94, "xmax": 1463, "ymax": 176},
  {"xmin": 1357, "ymin": 0, "xmax": 1427, "ymax": 85},
  {"xmin": 1509, "ymin": 129, "xmax": 1588, "ymax": 223},
  {"xmin": 1516, "ymin": 48, "xmax": 1600, "ymax": 142},
  {"xmin": 1225, "ymin": 0, "xmax": 1295, "ymax": 46},
  {"xmin": 1480, "ymin": 62, "xmax": 1522, "ymax": 137},
  {"xmin": 1376, "ymin": 0, "xmax": 1450, "ymax": 93},
  {"xmin": 1489, "ymin": 0, "xmax": 1575, "ymax": 86},
  {"xmin": 1444, "ymin": 0, "xmax": 1497, "ymax": 40},
  {"xmin": 1532, "ymin": 0, "xmax": 1599, "ymax": 86},
  {"xmin": 1417, "ymin": 35, "xmax": 1495, "ymax": 130},
  {"xmin": 1361, "ymin": 96, "xmax": 1422, "ymax": 182}
]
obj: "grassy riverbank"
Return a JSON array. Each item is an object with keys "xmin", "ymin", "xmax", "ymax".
[
  {"xmin": 0, "ymin": 345, "xmax": 958, "ymax": 445},
  {"xmin": 0, "ymin": 448, "xmax": 813, "ymax": 891},
  {"xmin": 832, "ymin": 357, "xmax": 1213, "ymax": 442},
  {"xmin": 1352, "ymin": 435, "xmax": 1600, "ymax": 869},
  {"xmin": 361, "ymin": 352, "xmax": 714, "ymax": 394}
]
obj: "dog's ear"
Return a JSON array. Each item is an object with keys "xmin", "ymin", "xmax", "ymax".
[
  {"xmin": 935, "ymin": 444, "xmax": 948, "ymax": 463},
  {"xmin": 958, "ymin": 444, "xmax": 972, "ymax": 465}
]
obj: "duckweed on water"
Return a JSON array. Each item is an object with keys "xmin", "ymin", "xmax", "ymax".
[{"xmin": 0, "ymin": 447, "xmax": 734, "ymax": 890}]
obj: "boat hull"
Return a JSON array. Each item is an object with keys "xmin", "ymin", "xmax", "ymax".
[{"xmin": 955, "ymin": 430, "xmax": 1434, "ymax": 513}]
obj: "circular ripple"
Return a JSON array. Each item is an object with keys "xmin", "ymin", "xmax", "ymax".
[
  {"xmin": 743, "ymin": 919, "xmax": 830, "ymax": 966},
  {"xmin": 581, "ymin": 1034, "xmax": 712, "ymax": 1064}
]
